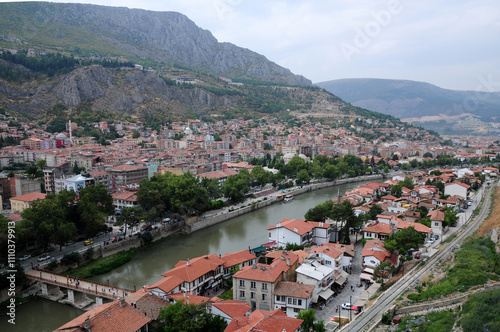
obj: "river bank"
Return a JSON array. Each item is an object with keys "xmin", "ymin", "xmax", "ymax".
[{"xmin": 189, "ymin": 174, "xmax": 383, "ymax": 232}]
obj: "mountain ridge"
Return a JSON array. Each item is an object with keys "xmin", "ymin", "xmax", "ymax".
[
  {"xmin": 316, "ymin": 78, "xmax": 500, "ymax": 135},
  {"xmin": 0, "ymin": 2, "xmax": 311, "ymax": 86}
]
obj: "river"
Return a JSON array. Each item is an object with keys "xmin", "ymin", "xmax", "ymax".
[{"xmin": 1, "ymin": 179, "xmax": 380, "ymax": 331}]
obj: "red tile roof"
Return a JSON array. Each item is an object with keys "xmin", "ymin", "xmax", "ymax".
[
  {"xmin": 54, "ymin": 299, "xmax": 150, "ymax": 332},
  {"xmin": 11, "ymin": 192, "xmax": 46, "ymax": 202},
  {"xmin": 212, "ymin": 300, "xmax": 251, "ymax": 318},
  {"xmin": 162, "ymin": 254, "xmax": 225, "ymax": 282},
  {"xmin": 225, "ymin": 309, "xmax": 302, "ymax": 332},
  {"xmin": 267, "ymin": 218, "xmax": 329, "ymax": 235},
  {"xmin": 222, "ymin": 250, "xmax": 256, "ymax": 269},
  {"xmin": 273, "ymin": 281, "xmax": 314, "ymax": 299}
]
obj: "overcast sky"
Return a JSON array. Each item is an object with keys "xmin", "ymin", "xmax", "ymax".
[{"xmin": 7, "ymin": 1, "xmax": 500, "ymax": 91}]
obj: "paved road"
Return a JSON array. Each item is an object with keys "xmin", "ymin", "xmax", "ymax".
[{"xmin": 316, "ymin": 241, "xmax": 366, "ymax": 322}]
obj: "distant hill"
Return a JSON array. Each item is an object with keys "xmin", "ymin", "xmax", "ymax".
[
  {"xmin": 0, "ymin": 2, "xmax": 311, "ymax": 86},
  {"xmin": 316, "ymin": 78, "xmax": 500, "ymax": 135}
]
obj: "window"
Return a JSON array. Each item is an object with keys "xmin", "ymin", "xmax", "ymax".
[
  {"xmin": 435, "ymin": 222, "xmax": 439, "ymax": 226},
  {"xmin": 298, "ymin": 299, "xmax": 302, "ymax": 306},
  {"xmin": 239, "ymin": 290, "xmax": 245, "ymax": 298},
  {"xmin": 262, "ymin": 283, "xmax": 268, "ymax": 291},
  {"xmin": 262, "ymin": 294, "xmax": 267, "ymax": 301},
  {"xmin": 269, "ymin": 232, "xmax": 271, "ymax": 238},
  {"xmin": 276, "ymin": 295, "xmax": 281, "ymax": 302},
  {"xmin": 239, "ymin": 280, "xmax": 245, "ymax": 287},
  {"xmin": 288, "ymin": 298, "xmax": 292, "ymax": 304},
  {"xmin": 293, "ymin": 298, "xmax": 297, "ymax": 305},
  {"xmin": 325, "ymin": 260, "xmax": 331, "ymax": 265},
  {"xmin": 251, "ymin": 281, "xmax": 256, "ymax": 289},
  {"xmin": 251, "ymin": 292, "xmax": 255, "ymax": 299},
  {"xmin": 294, "ymin": 308, "xmax": 300, "ymax": 313}
]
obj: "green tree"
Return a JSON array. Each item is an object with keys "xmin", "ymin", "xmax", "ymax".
[
  {"xmin": 222, "ymin": 169, "xmax": 250, "ymax": 202},
  {"xmin": 21, "ymin": 192, "xmax": 76, "ymax": 251},
  {"xmin": 383, "ymin": 227, "xmax": 425, "ymax": 253},
  {"xmin": 78, "ymin": 184, "xmax": 114, "ymax": 238},
  {"xmin": 330, "ymin": 200, "xmax": 360, "ymax": 244},
  {"xmin": 305, "ymin": 200, "xmax": 334, "ymax": 222},
  {"xmin": 373, "ymin": 261, "xmax": 394, "ymax": 287},
  {"xmin": 297, "ymin": 308, "xmax": 316, "ymax": 332},
  {"xmin": 158, "ymin": 300, "xmax": 227, "ymax": 332},
  {"xmin": 132, "ymin": 129, "xmax": 140, "ymax": 138},
  {"xmin": 296, "ymin": 169, "xmax": 311, "ymax": 185},
  {"xmin": 250, "ymin": 166, "xmax": 270, "ymax": 187},
  {"xmin": 116, "ymin": 206, "xmax": 143, "ymax": 235}
]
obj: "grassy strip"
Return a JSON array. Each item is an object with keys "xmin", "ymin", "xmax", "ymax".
[
  {"xmin": 407, "ymin": 237, "xmax": 500, "ymax": 302},
  {"xmin": 63, "ymin": 247, "xmax": 140, "ymax": 279},
  {"xmin": 395, "ymin": 311, "xmax": 456, "ymax": 332},
  {"xmin": 62, "ymin": 232, "xmax": 179, "ymax": 279}
]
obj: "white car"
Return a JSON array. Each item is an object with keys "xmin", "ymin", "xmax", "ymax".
[
  {"xmin": 426, "ymin": 238, "xmax": 435, "ymax": 244},
  {"xmin": 341, "ymin": 303, "xmax": 353, "ymax": 310},
  {"xmin": 37, "ymin": 255, "xmax": 52, "ymax": 262},
  {"xmin": 19, "ymin": 254, "xmax": 31, "ymax": 261}
]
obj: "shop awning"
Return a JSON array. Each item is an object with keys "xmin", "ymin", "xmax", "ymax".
[
  {"xmin": 340, "ymin": 270, "xmax": 349, "ymax": 279},
  {"xmin": 251, "ymin": 246, "xmax": 266, "ymax": 253},
  {"xmin": 362, "ymin": 267, "xmax": 374, "ymax": 275},
  {"xmin": 335, "ymin": 276, "xmax": 346, "ymax": 286},
  {"xmin": 318, "ymin": 288, "xmax": 335, "ymax": 300},
  {"xmin": 359, "ymin": 273, "xmax": 373, "ymax": 281},
  {"xmin": 312, "ymin": 293, "xmax": 319, "ymax": 303}
]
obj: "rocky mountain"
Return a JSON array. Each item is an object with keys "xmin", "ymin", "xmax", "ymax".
[
  {"xmin": 0, "ymin": 2, "xmax": 310, "ymax": 86},
  {"xmin": 316, "ymin": 78, "xmax": 500, "ymax": 135}
]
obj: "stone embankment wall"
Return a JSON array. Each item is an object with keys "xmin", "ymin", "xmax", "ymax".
[
  {"xmin": 89, "ymin": 224, "xmax": 182, "ymax": 259},
  {"xmin": 188, "ymin": 174, "xmax": 383, "ymax": 233},
  {"xmin": 395, "ymin": 282, "xmax": 500, "ymax": 316}
]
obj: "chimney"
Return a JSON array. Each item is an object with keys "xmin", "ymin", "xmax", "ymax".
[
  {"xmin": 83, "ymin": 315, "xmax": 91, "ymax": 330},
  {"xmin": 119, "ymin": 297, "xmax": 125, "ymax": 307},
  {"xmin": 249, "ymin": 246, "xmax": 251, "ymax": 253},
  {"xmin": 287, "ymin": 257, "xmax": 291, "ymax": 266},
  {"xmin": 187, "ymin": 259, "xmax": 190, "ymax": 266},
  {"xmin": 186, "ymin": 296, "xmax": 190, "ymax": 305}
]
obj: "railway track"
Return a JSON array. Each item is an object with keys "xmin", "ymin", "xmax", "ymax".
[{"xmin": 345, "ymin": 182, "xmax": 497, "ymax": 332}]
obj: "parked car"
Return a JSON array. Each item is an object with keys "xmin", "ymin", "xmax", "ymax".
[
  {"xmin": 468, "ymin": 201, "xmax": 472, "ymax": 206},
  {"xmin": 414, "ymin": 252, "xmax": 421, "ymax": 259},
  {"xmin": 84, "ymin": 240, "xmax": 94, "ymax": 246},
  {"xmin": 19, "ymin": 254, "xmax": 31, "ymax": 261},
  {"xmin": 464, "ymin": 205, "xmax": 468, "ymax": 209},
  {"xmin": 426, "ymin": 238, "xmax": 435, "ymax": 244},
  {"xmin": 38, "ymin": 255, "xmax": 52, "ymax": 262},
  {"xmin": 341, "ymin": 303, "xmax": 353, "ymax": 310},
  {"xmin": 64, "ymin": 241, "xmax": 75, "ymax": 246},
  {"xmin": 434, "ymin": 235, "xmax": 439, "ymax": 240}
]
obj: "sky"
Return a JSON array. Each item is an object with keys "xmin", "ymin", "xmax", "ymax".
[{"xmin": 5, "ymin": 0, "xmax": 500, "ymax": 91}]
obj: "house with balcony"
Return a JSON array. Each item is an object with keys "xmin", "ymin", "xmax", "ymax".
[
  {"xmin": 295, "ymin": 259, "xmax": 336, "ymax": 304},
  {"xmin": 362, "ymin": 221, "xmax": 394, "ymax": 240},
  {"xmin": 222, "ymin": 249, "xmax": 257, "ymax": 278},
  {"xmin": 273, "ymin": 281, "xmax": 314, "ymax": 318},
  {"xmin": 161, "ymin": 254, "xmax": 225, "ymax": 296},
  {"xmin": 267, "ymin": 218, "xmax": 332, "ymax": 247}
]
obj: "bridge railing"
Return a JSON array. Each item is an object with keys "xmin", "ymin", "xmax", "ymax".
[{"xmin": 27, "ymin": 268, "xmax": 134, "ymax": 299}]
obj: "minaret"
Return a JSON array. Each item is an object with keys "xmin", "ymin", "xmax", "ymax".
[{"xmin": 69, "ymin": 119, "xmax": 73, "ymax": 143}]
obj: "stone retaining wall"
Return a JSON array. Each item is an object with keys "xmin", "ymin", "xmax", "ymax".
[
  {"xmin": 188, "ymin": 174, "xmax": 383, "ymax": 233},
  {"xmin": 395, "ymin": 282, "xmax": 500, "ymax": 315}
]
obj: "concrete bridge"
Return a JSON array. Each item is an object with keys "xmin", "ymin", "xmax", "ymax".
[{"xmin": 26, "ymin": 269, "xmax": 134, "ymax": 309}]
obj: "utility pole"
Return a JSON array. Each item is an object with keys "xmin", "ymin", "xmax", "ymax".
[
  {"xmin": 338, "ymin": 305, "xmax": 341, "ymax": 328},
  {"xmin": 349, "ymin": 295, "xmax": 352, "ymax": 322}
]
